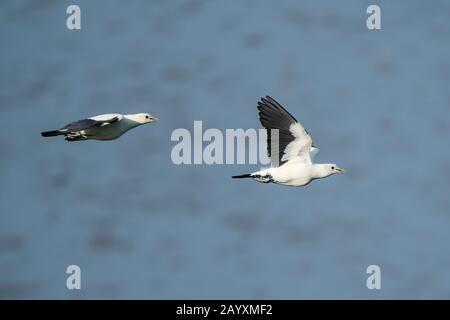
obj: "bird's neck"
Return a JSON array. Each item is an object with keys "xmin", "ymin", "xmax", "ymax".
[
  {"xmin": 311, "ymin": 164, "xmax": 332, "ymax": 179},
  {"xmin": 123, "ymin": 115, "xmax": 142, "ymax": 127}
]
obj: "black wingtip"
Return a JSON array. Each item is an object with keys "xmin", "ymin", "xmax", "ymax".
[{"xmin": 258, "ymin": 95, "xmax": 298, "ymax": 123}]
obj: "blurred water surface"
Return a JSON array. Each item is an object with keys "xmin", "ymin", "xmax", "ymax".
[{"xmin": 1, "ymin": 0, "xmax": 450, "ymax": 299}]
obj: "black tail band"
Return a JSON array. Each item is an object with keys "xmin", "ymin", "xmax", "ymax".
[
  {"xmin": 232, "ymin": 174, "xmax": 252, "ymax": 179},
  {"xmin": 41, "ymin": 130, "xmax": 63, "ymax": 137}
]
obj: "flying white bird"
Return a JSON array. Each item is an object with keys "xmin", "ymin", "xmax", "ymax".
[
  {"xmin": 41, "ymin": 113, "xmax": 158, "ymax": 141},
  {"xmin": 233, "ymin": 96, "xmax": 344, "ymax": 187}
]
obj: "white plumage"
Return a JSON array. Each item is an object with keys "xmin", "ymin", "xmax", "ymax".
[{"xmin": 233, "ymin": 96, "xmax": 344, "ymax": 187}]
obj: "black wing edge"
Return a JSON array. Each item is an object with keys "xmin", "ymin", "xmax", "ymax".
[
  {"xmin": 257, "ymin": 95, "xmax": 298, "ymax": 166},
  {"xmin": 257, "ymin": 95, "xmax": 298, "ymax": 124},
  {"xmin": 41, "ymin": 116, "xmax": 120, "ymax": 138},
  {"xmin": 64, "ymin": 116, "xmax": 119, "ymax": 131}
]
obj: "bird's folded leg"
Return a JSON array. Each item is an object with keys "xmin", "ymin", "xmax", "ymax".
[{"xmin": 253, "ymin": 174, "xmax": 274, "ymax": 183}]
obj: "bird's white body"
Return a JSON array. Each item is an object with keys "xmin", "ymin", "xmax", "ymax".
[
  {"xmin": 250, "ymin": 160, "xmax": 340, "ymax": 187},
  {"xmin": 84, "ymin": 114, "xmax": 142, "ymax": 140},
  {"xmin": 253, "ymin": 161, "xmax": 315, "ymax": 187}
]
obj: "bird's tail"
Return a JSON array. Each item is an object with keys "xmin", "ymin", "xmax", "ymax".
[
  {"xmin": 41, "ymin": 130, "xmax": 63, "ymax": 137},
  {"xmin": 233, "ymin": 172, "xmax": 274, "ymax": 183},
  {"xmin": 232, "ymin": 174, "xmax": 253, "ymax": 179}
]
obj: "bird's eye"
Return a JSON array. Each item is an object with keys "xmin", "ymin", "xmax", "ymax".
[
  {"xmin": 145, "ymin": 115, "xmax": 149, "ymax": 119},
  {"xmin": 331, "ymin": 166, "xmax": 335, "ymax": 170}
]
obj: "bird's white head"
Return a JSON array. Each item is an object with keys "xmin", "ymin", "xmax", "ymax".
[
  {"xmin": 126, "ymin": 113, "xmax": 159, "ymax": 124},
  {"xmin": 314, "ymin": 163, "xmax": 345, "ymax": 179}
]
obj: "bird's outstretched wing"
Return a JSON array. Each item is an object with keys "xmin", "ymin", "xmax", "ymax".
[
  {"xmin": 62, "ymin": 115, "xmax": 120, "ymax": 132},
  {"xmin": 257, "ymin": 96, "xmax": 313, "ymax": 167}
]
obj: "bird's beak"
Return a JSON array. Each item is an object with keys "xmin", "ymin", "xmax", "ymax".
[
  {"xmin": 336, "ymin": 167, "xmax": 345, "ymax": 173},
  {"xmin": 151, "ymin": 116, "xmax": 159, "ymax": 122}
]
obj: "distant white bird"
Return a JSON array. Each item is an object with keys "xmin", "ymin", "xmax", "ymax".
[
  {"xmin": 41, "ymin": 113, "xmax": 158, "ymax": 141},
  {"xmin": 233, "ymin": 96, "xmax": 344, "ymax": 187}
]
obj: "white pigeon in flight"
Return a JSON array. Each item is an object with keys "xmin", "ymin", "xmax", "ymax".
[
  {"xmin": 41, "ymin": 113, "xmax": 158, "ymax": 141},
  {"xmin": 233, "ymin": 96, "xmax": 344, "ymax": 187}
]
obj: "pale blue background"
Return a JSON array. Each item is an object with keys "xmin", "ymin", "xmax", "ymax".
[{"xmin": 1, "ymin": 0, "xmax": 450, "ymax": 299}]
